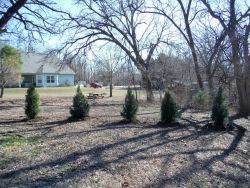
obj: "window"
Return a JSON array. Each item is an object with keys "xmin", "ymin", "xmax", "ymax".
[
  {"xmin": 46, "ymin": 76, "xmax": 55, "ymax": 83},
  {"xmin": 37, "ymin": 75, "xmax": 42, "ymax": 83}
]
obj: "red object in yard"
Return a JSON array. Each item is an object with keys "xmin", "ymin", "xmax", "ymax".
[{"xmin": 90, "ymin": 82, "xmax": 102, "ymax": 88}]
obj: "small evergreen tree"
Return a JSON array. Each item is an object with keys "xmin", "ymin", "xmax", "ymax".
[
  {"xmin": 161, "ymin": 92, "xmax": 177, "ymax": 124},
  {"xmin": 70, "ymin": 86, "xmax": 90, "ymax": 119},
  {"xmin": 25, "ymin": 87, "xmax": 40, "ymax": 119},
  {"xmin": 121, "ymin": 87, "xmax": 138, "ymax": 121},
  {"xmin": 211, "ymin": 87, "xmax": 228, "ymax": 129},
  {"xmin": 193, "ymin": 90, "xmax": 209, "ymax": 109}
]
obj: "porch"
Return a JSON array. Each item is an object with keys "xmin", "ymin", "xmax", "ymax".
[{"xmin": 21, "ymin": 74, "xmax": 36, "ymax": 88}]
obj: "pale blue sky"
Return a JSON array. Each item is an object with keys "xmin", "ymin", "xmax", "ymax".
[{"xmin": 1, "ymin": 0, "xmax": 249, "ymax": 61}]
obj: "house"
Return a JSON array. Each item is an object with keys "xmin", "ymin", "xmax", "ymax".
[{"xmin": 21, "ymin": 53, "xmax": 75, "ymax": 87}]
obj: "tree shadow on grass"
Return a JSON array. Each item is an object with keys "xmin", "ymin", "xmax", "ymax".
[
  {"xmin": 94, "ymin": 110, "xmax": 160, "ymax": 118},
  {"xmin": 0, "ymin": 100, "xmax": 23, "ymax": 110},
  {"xmin": 51, "ymin": 120, "xmax": 172, "ymax": 140},
  {"xmin": 0, "ymin": 118, "xmax": 74, "ymax": 135},
  {"xmin": 0, "ymin": 124, "xmax": 187, "ymax": 179},
  {"xmin": 0, "ymin": 119, "xmax": 27, "ymax": 126},
  {"xmin": 0, "ymin": 117, "xmax": 248, "ymax": 187},
  {"xmin": 137, "ymin": 111, "xmax": 160, "ymax": 116},
  {"xmin": 0, "ymin": 105, "xmax": 23, "ymax": 111},
  {"xmin": 142, "ymin": 119, "xmax": 247, "ymax": 188},
  {"xmin": 90, "ymin": 103, "xmax": 123, "ymax": 107}
]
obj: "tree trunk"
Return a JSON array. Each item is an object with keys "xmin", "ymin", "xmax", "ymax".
[
  {"xmin": 230, "ymin": 33, "xmax": 250, "ymax": 116},
  {"xmin": 232, "ymin": 49, "xmax": 250, "ymax": 116},
  {"xmin": 207, "ymin": 75, "xmax": 214, "ymax": 101},
  {"xmin": 190, "ymin": 46, "xmax": 204, "ymax": 90},
  {"xmin": 239, "ymin": 21, "xmax": 250, "ymax": 116},
  {"xmin": 83, "ymin": 64, "xmax": 86, "ymax": 82},
  {"xmin": 109, "ymin": 71, "xmax": 112, "ymax": 97},
  {"xmin": 236, "ymin": 77, "xmax": 250, "ymax": 116},
  {"xmin": 131, "ymin": 70, "xmax": 138, "ymax": 101},
  {"xmin": 182, "ymin": 4, "xmax": 204, "ymax": 90},
  {"xmin": 109, "ymin": 83, "xmax": 112, "ymax": 97},
  {"xmin": 141, "ymin": 72, "xmax": 154, "ymax": 102},
  {"xmin": 0, "ymin": 85, "xmax": 4, "ymax": 98}
]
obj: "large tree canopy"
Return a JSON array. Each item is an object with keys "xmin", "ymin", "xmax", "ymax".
[{"xmin": 60, "ymin": 0, "xmax": 169, "ymax": 101}]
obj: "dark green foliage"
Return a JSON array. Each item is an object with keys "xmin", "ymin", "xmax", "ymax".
[
  {"xmin": 211, "ymin": 87, "xmax": 228, "ymax": 128},
  {"xmin": 161, "ymin": 92, "xmax": 177, "ymax": 124},
  {"xmin": 70, "ymin": 86, "xmax": 90, "ymax": 119},
  {"xmin": 121, "ymin": 87, "xmax": 138, "ymax": 121},
  {"xmin": 25, "ymin": 87, "xmax": 40, "ymax": 119},
  {"xmin": 76, "ymin": 85, "xmax": 81, "ymax": 93}
]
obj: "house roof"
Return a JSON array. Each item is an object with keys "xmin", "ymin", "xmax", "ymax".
[{"xmin": 21, "ymin": 53, "xmax": 75, "ymax": 75}]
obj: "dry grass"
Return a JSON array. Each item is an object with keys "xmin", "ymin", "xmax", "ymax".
[
  {"xmin": 0, "ymin": 96, "xmax": 249, "ymax": 188},
  {"xmin": 3, "ymin": 87, "xmax": 135, "ymax": 100}
]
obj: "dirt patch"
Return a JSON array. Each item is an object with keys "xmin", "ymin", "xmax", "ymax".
[{"xmin": 0, "ymin": 97, "xmax": 249, "ymax": 187}]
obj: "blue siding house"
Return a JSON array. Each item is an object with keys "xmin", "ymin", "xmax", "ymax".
[{"xmin": 21, "ymin": 53, "xmax": 75, "ymax": 87}]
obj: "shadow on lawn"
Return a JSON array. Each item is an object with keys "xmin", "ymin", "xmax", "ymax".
[
  {"xmin": 90, "ymin": 102, "xmax": 123, "ymax": 107},
  {"xmin": 0, "ymin": 118, "xmax": 73, "ymax": 135},
  {"xmin": 142, "ymin": 120, "xmax": 247, "ymax": 188},
  {"xmin": 49, "ymin": 120, "xmax": 161, "ymax": 140},
  {"xmin": 0, "ymin": 100, "xmax": 23, "ymax": 111},
  {"xmin": 0, "ymin": 116, "xmax": 248, "ymax": 187},
  {"xmin": 0, "ymin": 117, "xmax": 138, "ymax": 137},
  {"xmin": 0, "ymin": 105, "xmax": 23, "ymax": 111},
  {"xmin": 0, "ymin": 119, "xmax": 27, "ymax": 126}
]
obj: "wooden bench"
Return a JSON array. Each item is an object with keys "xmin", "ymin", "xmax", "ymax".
[{"xmin": 87, "ymin": 93, "xmax": 105, "ymax": 99}]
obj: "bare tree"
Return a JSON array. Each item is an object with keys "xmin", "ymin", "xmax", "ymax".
[
  {"xmin": 150, "ymin": 0, "xmax": 204, "ymax": 89},
  {"xmin": 195, "ymin": 21, "xmax": 227, "ymax": 99},
  {"xmin": 65, "ymin": 55, "xmax": 87, "ymax": 84},
  {"xmin": 151, "ymin": 52, "xmax": 196, "ymax": 89},
  {"xmin": 201, "ymin": 0, "xmax": 250, "ymax": 116},
  {"xmin": 0, "ymin": 0, "xmax": 67, "ymax": 42},
  {"xmin": 60, "ymin": 0, "xmax": 168, "ymax": 102},
  {"xmin": 94, "ymin": 45, "xmax": 124, "ymax": 97}
]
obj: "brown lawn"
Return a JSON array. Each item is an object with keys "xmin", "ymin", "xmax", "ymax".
[{"xmin": 0, "ymin": 96, "xmax": 249, "ymax": 187}]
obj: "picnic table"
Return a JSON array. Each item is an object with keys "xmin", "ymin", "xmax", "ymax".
[{"xmin": 87, "ymin": 93, "xmax": 105, "ymax": 99}]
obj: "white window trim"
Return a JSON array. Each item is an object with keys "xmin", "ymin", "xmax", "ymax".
[
  {"xmin": 37, "ymin": 75, "xmax": 43, "ymax": 84},
  {"xmin": 46, "ymin": 75, "xmax": 55, "ymax": 84}
]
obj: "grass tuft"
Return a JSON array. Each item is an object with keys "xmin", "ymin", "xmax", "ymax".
[{"xmin": 0, "ymin": 135, "xmax": 40, "ymax": 147}]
